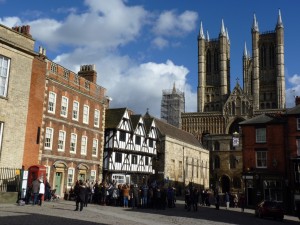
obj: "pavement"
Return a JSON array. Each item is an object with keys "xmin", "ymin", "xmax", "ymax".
[{"xmin": 0, "ymin": 199, "xmax": 299, "ymax": 225}]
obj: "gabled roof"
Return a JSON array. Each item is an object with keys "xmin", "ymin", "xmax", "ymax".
[
  {"xmin": 144, "ymin": 112, "xmax": 202, "ymax": 148},
  {"xmin": 130, "ymin": 114, "xmax": 142, "ymax": 130},
  {"xmin": 105, "ymin": 108, "xmax": 127, "ymax": 129},
  {"xmin": 239, "ymin": 113, "xmax": 285, "ymax": 125},
  {"xmin": 143, "ymin": 112, "xmax": 155, "ymax": 134},
  {"xmin": 286, "ymin": 104, "xmax": 300, "ymax": 115}
]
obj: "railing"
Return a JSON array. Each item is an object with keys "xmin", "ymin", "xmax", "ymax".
[{"xmin": 0, "ymin": 167, "xmax": 21, "ymax": 192}]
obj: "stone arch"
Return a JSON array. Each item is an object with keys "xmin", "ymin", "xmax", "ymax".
[
  {"xmin": 220, "ymin": 175, "xmax": 231, "ymax": 193},
  {"xmin": 53, "ymin": 160, "xmax": 68, "ymax": 169},
  {"xmin": 226, "ymin": 117, "xmax": 245, "ymax": 134}
]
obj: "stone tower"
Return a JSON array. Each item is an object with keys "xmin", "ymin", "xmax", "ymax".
[
  {"xmin": 243, "ymin": 10, "xmax": 285, "ymax": 110},
  {"xmin": 197, "ymin": 20, "xmax": 230, "ymax": 113}
]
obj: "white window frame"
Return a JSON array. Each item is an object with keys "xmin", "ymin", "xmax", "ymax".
[
  {"xmin": 48, "ymin": 92, "xmax": 56, "ymax": 114},
  {"xmin": 256, "ymin": 128, "xmax": 266, "ymax": 143},
  {"xmin": 256, "ymin": 151, "xmax": 267, "ymax": 168},
  {"xmin": 67, "ymin": 168, "xmax": 75, "ymax": 188},
  {"xmin": 58, "ymin": 130, "xmax": 66, "ymax": 151},
  {"xmin": 44, "ymin": 127, "xmax": 54, "ymax": 150},
  {"xmin": 0, "ymin": 122, "xmax": 3, "ymax": 154},
  {"xmin": 297, "ymin": 139, "xmax": 300, "ymax": 156},
  {"xmin": 90, "ymin": 170, "xmax": 96, "ymax": 182},
  {"xmin": 92, "ymin": 138, "xmax": 98, "ymax": 157},
  {"xmin": 70, "ymin": 133, "xmax": 77, "ymax": 154},
  {"xmin": 83, "ymin": 105, "xmax": 89, "ymax": 124},
  {"xmin": 60, "ymin": 96, "xmax": 68, "ymax": 118},
  {"xmin": 94, "ymin": 109, "xmax": 100, "ymax": 128},
  {"xmin": 297, "ymin": 118, "xmax": 300, "ymax": 130},
  {"xmin": 0, "ymin": 55, "xmax": 10, "ymax": 97},
  {"xmin": 81, "ymin": 136, "xmax": 87, "ymax": 155},
  {"xmin": 72, "ymin": 101, "xmax": 79, "ymax": 121}
]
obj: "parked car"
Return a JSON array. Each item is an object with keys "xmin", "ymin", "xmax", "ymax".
[{"xmin": 255, "ymin": 200, "xmax": 284, "ymax": 221}]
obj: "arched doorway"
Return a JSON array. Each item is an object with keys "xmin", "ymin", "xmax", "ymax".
[{"xmin": 221, "ymin": 175, "xmax": 230, "ymax": 193}]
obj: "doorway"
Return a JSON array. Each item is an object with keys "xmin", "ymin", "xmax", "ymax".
[
  {"xmin": 55, "ymin": 172, "xmax": 62, "ymax": 196},
  {"xmin": 221, "ymin": 175, "xmax": 230, "ymax": 193}
]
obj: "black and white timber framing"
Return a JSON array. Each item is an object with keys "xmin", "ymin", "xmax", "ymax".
[{"xmin": 103, "ymin": 108, "xmax": 158, "ymax": 185}]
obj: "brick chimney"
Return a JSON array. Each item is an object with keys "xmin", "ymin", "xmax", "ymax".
[
  {"xmin": 12, "ymin": 25, "xmax": 32, "ymax": 38},
  {"xmin": 296, "ymin": 96, "xmax": 300, "ymax": 106},
  {"xmin": 78, "ymin": 65, "xmax": 97, "ymax": 83}
]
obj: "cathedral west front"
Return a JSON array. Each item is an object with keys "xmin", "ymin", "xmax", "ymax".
[{"xmin": 181, "ymin": 10, "xmax": 286, "ymax": 194}]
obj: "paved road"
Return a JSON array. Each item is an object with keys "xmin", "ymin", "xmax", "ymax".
[{"xmin": 0, "ymin": 200, "xmax": 299, "ymax": 225}]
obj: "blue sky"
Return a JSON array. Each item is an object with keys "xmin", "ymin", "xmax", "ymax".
[{"xmin": 0, "ymin": 0, "xmax": 299, "ymax": 117}]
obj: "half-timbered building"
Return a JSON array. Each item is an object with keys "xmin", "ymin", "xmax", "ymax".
[{"xmin": 104, "ymin": 108, "xmax": 158, "ymax": 185}]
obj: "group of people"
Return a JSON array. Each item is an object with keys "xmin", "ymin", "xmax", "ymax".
[
  {"xmin": 70, "ymin": 180, "xmax": 178, "ymax": 211},
  {"xmin": 215, "ymin": 191, "xmax": 245, "ymax": 211}
]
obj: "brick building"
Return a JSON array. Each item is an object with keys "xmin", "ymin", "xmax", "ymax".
[
  {"xmin": 0, "ymin": 23, "xmax": 109, "ymax": 197},
  {"xmin": 39, "ymin": 62, "xmax": 109, "ymax": 196}
]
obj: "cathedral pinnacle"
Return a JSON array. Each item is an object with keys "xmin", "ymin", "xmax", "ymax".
[
  {"xmin": 252, "ymin": 14, "xmax": 259, "ymax": 32},
  {"xmin": 277, "ymin": 9, "xmax": 284, "ymax": 28},
  {"xmin": 220, "ymin": 19, "xmax": 226, "ymax": 36},
  {"xmin": 206, "ymin": 31, "xmax": 210, "ymax": 41},
  {"xmin": 199, "ymin": 21, "xmax": 205, "ymax": 39},
  {"xmin": 244, "ymin": 42, "xmax": 248, "ymax": 57},
  {"xmin": 226, "ymin": 28, "xmax": 230, "ymax": 44}
]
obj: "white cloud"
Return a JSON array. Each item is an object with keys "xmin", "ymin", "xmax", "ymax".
[
  {"xmin": 152, "ymin": 37, "xmax": 169, "ymax": 49},
  {"xmin": 286, "ymin": 74, "xmax": 300, "ymax": 107},
  {"xmin": 0, "ymin": 16, "xmax": 21, "ymax": 28},
  {"xmin": 0, "ymin": 0, "xmax": 198, "ymax": 118},
  {"xmin": 27, "ymin": 0, "xmax": 148, "ymax": 50},
  {"xmin": 153, "ymin": 10, "xmax": 198, "ymax": 37}
]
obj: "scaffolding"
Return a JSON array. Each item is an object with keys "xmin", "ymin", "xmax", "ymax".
[{"xmin": 161, "ymin": 85, "xmax": 185, "ymax": 128}]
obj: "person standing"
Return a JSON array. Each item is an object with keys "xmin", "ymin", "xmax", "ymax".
[
  {"xmin": 38, "ymin": 179, "xmax": 45, "ymax": 206},
  {"xmin": 74, "ymin": 180, "xmax": 86, "ymax": 211},
  {"xmin": 45, "ymin": 179, "xmax": 51, "ymax": 201},
  {"xmin": 239, "ymin": 194, "xmax": 245, "ymax": 212},
  {"xmin": 31, "ymin": 177, "xmax": 40, "ymax": 205},
  {"xmin": 225, "ymin": 192, "xmax": 230, "ymax": 209}
]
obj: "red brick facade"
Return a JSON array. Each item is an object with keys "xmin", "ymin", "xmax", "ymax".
[
  {"xmin": 38, "ymin": 60, "xmax": 108, "ymax": 196},
  {"xmin": 23, "ymin": 55, "xmax": 47, "ymax": 169}
]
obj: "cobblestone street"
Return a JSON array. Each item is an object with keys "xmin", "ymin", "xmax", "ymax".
[{"xmin": 0, "ymin": 200, "xmax": 299, "ymax": 225}]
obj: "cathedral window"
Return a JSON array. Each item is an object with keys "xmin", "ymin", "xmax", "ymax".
[
  {"xmin": 269, "ymin": 45, "xmax": 275, "ymax": 67},
  {"xmin": 214, "ymin": 49, "xmax": 219, "ymax": 72},
  {"xmin": 214, "ymin": 156, "xmax": 220, "ymax": 169},
  {"xmin": 230, "ymin": 154, "xmax": 236, "ymax": 169},
  {"xmin": 260, "ymin": 45, "xmax": 267, "ymax": 68},
  {"xmin": 214, "ymin": 141, "xmax": 220, "ymax": 151},
  {"xmin": 206, "ymin": 50, "xmax": 211, "ymax": 73}
]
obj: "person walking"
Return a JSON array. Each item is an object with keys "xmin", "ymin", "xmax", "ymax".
[
  {"xmin": 74, "ymin": 180, "xmax": 86, "ymax": 211},
  {"xmin": 38, "ymin": 178, "xmax": 45, "ymax": 206}
]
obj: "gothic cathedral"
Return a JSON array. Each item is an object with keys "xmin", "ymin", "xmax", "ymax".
[{"xmin": 181, "ymin": 10, "xmax": 286, "ymax": 194}]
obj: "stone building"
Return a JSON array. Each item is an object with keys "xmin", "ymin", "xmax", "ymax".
[
  {"xmin": 182, "ymin": 11, "xmax": 286, "ymax": 194},
  {"xmin": 146, "ymin": 113, "xmax": 209, "ymax": 190},
  {"xmin": 0, "ymin": 24, "xmax": 35, "ymax": 168}
]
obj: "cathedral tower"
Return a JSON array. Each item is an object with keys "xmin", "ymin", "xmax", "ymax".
[
  {"xmin": 244, "ymin": 10, "xmax": 285, "ymax": 110},
  {"xmin": 197, "ymin": 20, "xmax": 230, "ymax": 112}
]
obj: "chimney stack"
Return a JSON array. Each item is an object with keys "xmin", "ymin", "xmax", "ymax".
[
  {"xmin": 12, "ymin": 25, "xmax": 32, "ymax": 37},
  {"xmin": 78, "ymin": 64, "xmax": 97, "ymax": 83}
]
